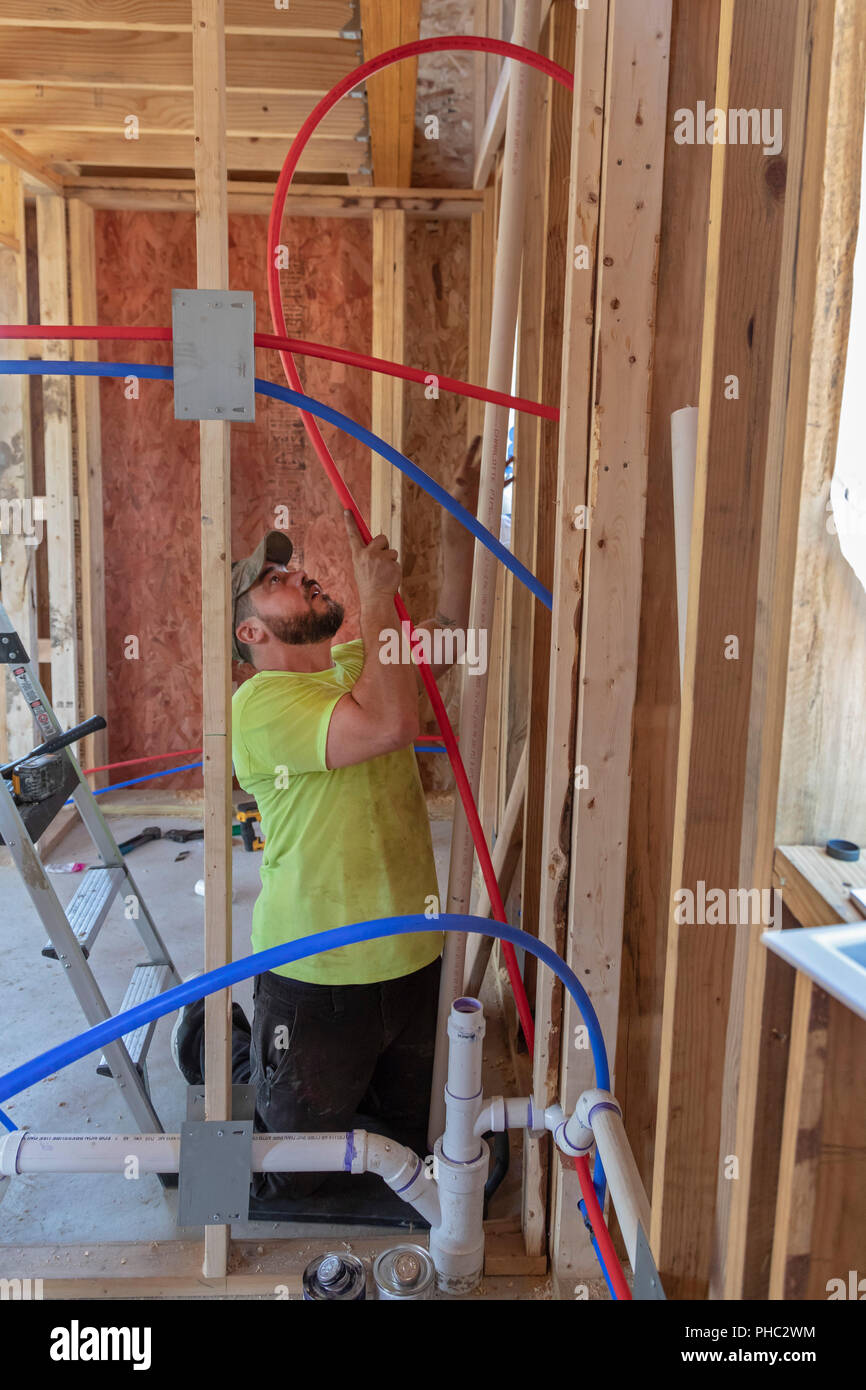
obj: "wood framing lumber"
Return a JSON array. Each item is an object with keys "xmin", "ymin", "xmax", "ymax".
[
  {"xmin": 716, "ymin": 0, "xmax": 857, "ymax": 1301},
  {"xmin": 16, "ymin": 132, "xmax": 369, "ymax": 179},
  {"xmin": 474, "ymin": 0, "xmax": 494, "ymax": 165},
  {"xmin": 0, "ymin": 161, "xmax": 38, "ymax": 761},
  {"xmin": 768, "ymin": 964, "xmax": 826, "ymax": 1301},
  {"xmin": 369, "ymin": 209, "xmax": 405, "ymax": 544},
  {"xmin": 550, "ymin": 0, "xmax": 671, "ymax": 1292},
  {"xmin": 616, "ymin": 0, "xmax": 720, "ymax": 1221},
  {"xmin": 0, "ymin": 2, "xmax": 355, "ymax": 35},
  {"xmin": 767, "ymin": 852, "xmax": 866, "ymax": 1299},
  {"xmin": 36, "ymin": 194, "xmax": 78, "ymax": 737},
  {"xmin": 465, "ymin": 742, "xmax": 527, "ymax": 998},
  {"xmin": 474, "ymin": 54, "xmax": 511, "ymax": 190},
  {"xmin": 499, "ymin": 1, "xmax": 553, "ymax": 833},
  {"xmin": 430, "ymin": 0, "xmax": 543, "ymax": 1150},
  {"xmin": 5, "ymin": 1226, "xmax": 543, "ymax": 1295},
  {"xmin": 483, "ymin": 1231, "xmax": 548, "ymax": 1277},
  {"xmin": 68, "ymin": 199, "xmax": 108, "ymax": 786},
  {"xmin": 35, "ymin": 805, "xmax": 79, "ymax": 861},
  {"xmin": 0, "ymin": 30, "xmax": 358, "ymax": 95},
  {"xmin": 359, "ymin": 0, "xmax": 421, "ymax": 187},
  {"xmin": 67, "ymin": 180, "xmax": 482, "ymax": 217},
  {"xmin": 774, "ymin": 0, "xmax": 866, "ymax": 855},
  {"xmin": 651, "ymin": 0, "xmax": 837, "ymax": 1301},
  {"xmin": 466, "ymin": 188, "xmax": 496, "ymax": 441},
  {"xmin": 771, "ymin": 972, "xmax": 866, "ymax": 1301},
  {"xmin": 529, "ymin": 0, "xmax": 607, "ymax": 1278},
  {"xmin": 0, "ymin": 130, "xmax": 63, "ymax": 194},
  {"xmin": 519, "ymin": 0, "xmax": 574, "ymax": 1260},
  {"xmin": 0, "ymin": 88, "xmax": 364, "ymax": 141},
  {"xmin": 191, "ymin": 0, "xmax": 233, "ymax": 1281},
  {"xmin": 792, "ymin": 990, "xmax": 866, "ymax": 1299},
  {"xmin": 775, "ymin": 846, "xmax": 866, "ymax": 928}
]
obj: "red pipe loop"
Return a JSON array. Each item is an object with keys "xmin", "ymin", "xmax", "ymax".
[{"xmin": 267, "ymin": 37, "xmax": 573, "ymax": 1054}]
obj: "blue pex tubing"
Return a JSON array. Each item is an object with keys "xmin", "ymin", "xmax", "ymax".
[
  {"xmin": 0, "ymin": 363, "xmax": 614, "ymax": 1267},
  {"xmin": 0, "ymin": 361, "xmax": 553, "ymax": 611},
  {"xmin": 0, "ymin": 914, "xmax": 610, "ymax": 1199}
]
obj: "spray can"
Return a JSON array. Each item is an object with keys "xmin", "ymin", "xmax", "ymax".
[
  {"xmin": 302, "ymin": 1252, "xmax": 367, "ymax": 1301},
  {"xmin": 373, "ymin": 1244, "xmax": 435, "ymax": 1300}
]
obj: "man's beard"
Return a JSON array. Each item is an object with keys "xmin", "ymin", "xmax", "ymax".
[{"xmin": 261, "ymin": 593, "xmax": 344, "ymax": 646}]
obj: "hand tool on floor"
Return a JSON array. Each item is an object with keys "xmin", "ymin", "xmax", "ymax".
[
  {"xmin": 117, "ymin": 826, "xmax": 162, "ymax": 856},
  {"xmin": 164, "ymin": 827, "xmax": 204, "ymax": 843}
]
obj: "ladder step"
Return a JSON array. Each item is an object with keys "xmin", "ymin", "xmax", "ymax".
[
  {"xmin": 96, "ymin": 962, "xmax": 171, "ymax": 1076},
  {"xmin": 42, "ymin": 865, "xmax": 125, "ymax": 960}
]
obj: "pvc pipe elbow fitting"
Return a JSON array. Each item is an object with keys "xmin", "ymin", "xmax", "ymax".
[
  {"xmin": 0, "ymin": 1129, "xmax": 24, "ymax": 1176},
  {"xmin": 545, "ymin": 1103, "xmax": 594, "ymax": 1157},
  {"xmin": 473, "ymin": 1095, "xmax": 546, "ymax": 1136},
  {"xmin": 575, "ymin": 1088, "xmax": 622, "ymax": 1131},
  {"xmin": 364, "ymin": 1133, "xmax": 441, "ymax": 1230}
]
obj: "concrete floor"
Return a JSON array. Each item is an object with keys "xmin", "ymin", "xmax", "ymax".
[{"xmin": 0, "ymin": 797, "xmax": 591, "ymax": 1297}]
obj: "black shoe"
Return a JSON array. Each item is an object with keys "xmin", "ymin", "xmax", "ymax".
[
  {"xmin": 170, "ymin": 974, "xmax": 206, "ymax": 1086},
  {"xmin": 171, "ymin": 975, "xmax": 253, "ymax": 1087}
]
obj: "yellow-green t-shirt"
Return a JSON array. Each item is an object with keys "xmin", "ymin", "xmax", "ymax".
[{"xmin": 231, "ymin": 639, "xmax": 443, "ymax": 985}]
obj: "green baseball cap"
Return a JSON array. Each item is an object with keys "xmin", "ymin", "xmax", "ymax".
[{"xmin": 231, "ymin": 530, "xmax": 293, "ymax": 661}]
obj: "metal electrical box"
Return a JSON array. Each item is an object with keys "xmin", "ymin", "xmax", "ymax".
[{"xmin": 171, "ymin": 288, "xmax": 255, "ymax": 422}]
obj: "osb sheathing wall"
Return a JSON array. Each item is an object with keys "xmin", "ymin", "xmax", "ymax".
[{"xmin": 93, "ymin": 210, "xmax": 469, "ymax": 790}]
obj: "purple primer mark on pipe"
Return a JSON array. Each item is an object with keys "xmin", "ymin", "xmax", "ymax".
[
  {"xmin": 586, "ymin": 1101, "xmax": 621, "ymax": 1128},
  {"xmin": 343, "ymin": 1130, "xmax": 357, "ymax": 1172},
  {"xmin": 441, "ymin": 1145, "xmax": 485, "ymax": 1164},
  {"xmin": 445, "ymin": 1083, "xmax": 483, "ymax": 1102},
  {"xmin": 453, "ymin": 997, "xmax": 482, "ymax": 1013},
  {"xmin": 395, "ymin": 1158, "xmax": 422, "ymax": 1194},
  {"xmin": 527, "ymin": 1097, "xmax": 533, "ymax": 1130}
]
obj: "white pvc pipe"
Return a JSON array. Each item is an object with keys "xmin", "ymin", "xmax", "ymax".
[
  {"xmin": 576, "ymin": 1089, "xmax": 653, "ymax": 1272},
  {"xmin": 429, "ymin": 1134, "xmax": 489, "ymax": 1294},
  {"xmin": 429, "ymin": 0, "xmax": 543, "ymax": 1150},
  {"xmin": 545, "ymin": 1102, "xmax": 594, "ymax": 1158},
  {"xmin": 427, "ymin": 997, "xmax": 489, "ymax": 1292},
  {"xmin": 0, "ymin": 1130, "xmax": 182, "ymax": 1174},
  {"xmin": 473, "ymin": 1094, "xmax": 541, "ymax": 1135},
  {"xmin": 255, "ymin": 1131, "xmax": 362, "ymax": 1174},
  {"xmin": 442, "ymin": 997, "xmax": 486, "ymax": 1163},
  {"xmin": 0, "ymin": 1128, "xmax": 441, "ymax": 1230}
]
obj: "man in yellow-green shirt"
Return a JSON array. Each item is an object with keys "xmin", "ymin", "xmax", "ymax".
[{"xmin": 172, "ymin": 441, "xmax": 480, "ymax": 1206}]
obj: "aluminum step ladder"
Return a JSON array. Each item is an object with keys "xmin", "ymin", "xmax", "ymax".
[{"xmin": 0, "ymin": 601, "xmax": 182, "ymax": 1134}]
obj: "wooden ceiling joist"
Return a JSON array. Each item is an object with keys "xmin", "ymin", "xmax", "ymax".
[
  {"xmin": 359, "ymin": 0, "xmax": 421, "ymax": 186},
  {"xmin": 13, "ymin": 131, "xmax": 365, "ymax": 177},
  {"xmin": 0, "ymin": 87, "xmax": 364, "ymax": 142},
  {"xmin": 0, "ymin": 1, "xmax": 358, "ymax": 39},
  {"xmin": 66, "ymin": 178, "xmax": 482, "ymax": 217},
  {"xmin": 0, "ymin": 29, "xmax": 359, "ymax": 93}
]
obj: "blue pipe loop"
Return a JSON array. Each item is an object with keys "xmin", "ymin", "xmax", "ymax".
[
  {"xmin": 0, "ymin": 361, "xmax": 552, "ymax": 610},
  {"xmin": 0, "ymin": 914, "xmax": 609, "ymax": 1196},
  {"xmin": 0, "ymin": 914, "xmax": 608, "ymax": 1101}
]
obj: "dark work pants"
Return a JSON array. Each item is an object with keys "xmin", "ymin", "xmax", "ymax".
[{"xmin": 234, "ymin": 957, "xmax": 440, "ymax": 1202}]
